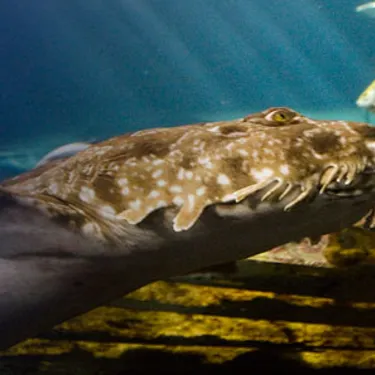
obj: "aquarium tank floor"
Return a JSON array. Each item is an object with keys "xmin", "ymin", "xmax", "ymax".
[{"xmin": 2, "ymin": 258, "xmax": 375, "ymax": 373}]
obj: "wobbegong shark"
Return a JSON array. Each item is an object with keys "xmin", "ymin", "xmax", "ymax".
[{"xmin": 2, "ymin": 106, "xmax": 375, "ymax": 350}]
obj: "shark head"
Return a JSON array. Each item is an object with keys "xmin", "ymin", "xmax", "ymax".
[{"xmin": 2, "ymin": 106, "xmax": 375, "ymax": 349}]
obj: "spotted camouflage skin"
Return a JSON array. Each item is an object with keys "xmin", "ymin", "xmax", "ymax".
[{"xmin": 2, "ymin": 107, "xmax": 375, "ymax": 245}]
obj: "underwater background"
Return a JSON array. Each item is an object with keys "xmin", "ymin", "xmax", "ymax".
[
  {"xmin": 0, "ymin": 0, "xmax": 374, "ymax": 179},
  {"xmin": 4, "ymin": 2, "xmax": 375, "ymax": 373}
]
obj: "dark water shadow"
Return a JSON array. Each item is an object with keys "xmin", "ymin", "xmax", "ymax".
[{"xmin": 2, "ymin": 346, "xmax": 375, "ymax": 375}]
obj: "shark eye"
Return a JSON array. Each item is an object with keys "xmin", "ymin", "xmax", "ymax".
[
  {"xmin": 266, "ymin": 109, "xmax": 296, "ymax": 124},
  {"xmin": 243, "ymin": 107, "xmax": 302, "ymax": 126}
]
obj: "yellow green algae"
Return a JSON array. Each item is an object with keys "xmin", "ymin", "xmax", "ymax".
[{"xmin": 3, "ymin": 228, "xmax": 375, "ymax": 372}]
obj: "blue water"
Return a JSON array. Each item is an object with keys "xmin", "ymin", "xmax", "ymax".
[{"xmin": 0, "ymin": 0, "xmax": 374, "ymax": 179}]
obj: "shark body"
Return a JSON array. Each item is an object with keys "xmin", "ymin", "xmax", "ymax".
[{"xmin": 1, "ymin": 107, "xmax": 375, "ymax": 349}]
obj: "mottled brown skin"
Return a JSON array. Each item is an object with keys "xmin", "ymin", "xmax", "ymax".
[
  {"xmin": 2, "ymin": 107, "xmax": 375, "ymax": 350},
  {"xmin": 3, "ymin": 107, "xmax": 375, "ymax": 240}
]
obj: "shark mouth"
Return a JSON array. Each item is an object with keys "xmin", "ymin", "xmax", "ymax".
[
  {"xmin": 321, "ymin": 167, "xmax": 375, "ymax": 199},
  {"xmin": 226, "ymin": 163, "xmax": 375, "ymax": 213}
]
